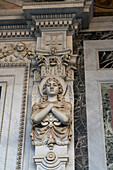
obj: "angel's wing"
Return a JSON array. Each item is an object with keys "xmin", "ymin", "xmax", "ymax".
[{"xmin": 32, "ymin": 84, "xmax": 41, "ymax": 106}]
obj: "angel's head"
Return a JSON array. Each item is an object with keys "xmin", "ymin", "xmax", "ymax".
[{"xmin": 43, "ymin": 78, "xmax": 63, "ymax": 97}]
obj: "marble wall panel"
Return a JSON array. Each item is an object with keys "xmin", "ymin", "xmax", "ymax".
[
  {"xmin": 101, "ymin": 83, "xmax": 113, "ymax": 170},
  {"xmin": 84, "ymin": 40, "xmax": 113, "ymax": 170},
  {"xmin": 73, "ymin": 31, "xmax": 113, "ymax": 170},
  {"xmin": 2, "ymin": 31, "xmax": 113, "ymax": 170}
]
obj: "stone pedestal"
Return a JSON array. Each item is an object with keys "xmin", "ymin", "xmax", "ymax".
[{"xmin": 34, "ymin": 146, "xmax": 68, "ymax": 170}]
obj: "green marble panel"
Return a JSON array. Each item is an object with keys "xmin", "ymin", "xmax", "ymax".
[{"xmin": 101, "ymin": 83, "xmax": 113, "ymax": 170}]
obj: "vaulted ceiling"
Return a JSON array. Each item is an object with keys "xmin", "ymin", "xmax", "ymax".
[{"xmin": 0, "ymin": 0, "xmax": 22, "ymax": 9}]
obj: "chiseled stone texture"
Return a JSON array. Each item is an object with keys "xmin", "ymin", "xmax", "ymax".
[{"xmin": 73, "ymin": 31, "xmax": 113, "ymax": 170}]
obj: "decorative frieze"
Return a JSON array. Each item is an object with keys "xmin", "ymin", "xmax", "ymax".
[
  {"xmin": 33, "ymin": 14, "xmax": 79, "ymax": 28},
  {"xmin": 32, "ymin": 13, "xmax": 81, "ymax": 35},
  {"xmin": 0, "ymin": 25, "xmax": 27, "ymax": 30},
  {"xmin": 0, "ymin": 42, "xmax": 34, "ymax": 63},
  {"xmin": 0, "ymin": 30, "xmax": 33, "ymax": 39}
]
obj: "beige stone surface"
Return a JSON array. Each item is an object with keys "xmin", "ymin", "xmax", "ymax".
[{"xmin": 0, "ymin": 0, "xmax": 21, "ymax": 9}]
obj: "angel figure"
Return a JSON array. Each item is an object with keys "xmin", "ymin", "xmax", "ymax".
[{"xmin": 30, "ymin": 77, "xmax": 72, "ymax": 148}]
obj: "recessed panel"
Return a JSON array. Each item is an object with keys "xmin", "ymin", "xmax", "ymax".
[
  {"xmin": 101, "ymin": 83, "xmax": 113, "ymax": 170},
  {"xmin": 0, "ymin": 65, "xmax": 29, "ymax": 170},
  {"xmin": 99, "ymin": 51, "xmax": 113, "ymax": 69}
]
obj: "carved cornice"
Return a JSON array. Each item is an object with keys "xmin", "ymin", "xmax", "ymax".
[
  {"xmin": 33, "ymin": 13, "xmax": 75, "ymax": 20},
  {"xmin": 33, "ymin": 14, "xmax": 77, "ymax": 25},
  {"xmin": 32, "ymin": 13, "xmax": 81, "ymax": 34},
  {"xmin": 0, "ymin": 22, "xmax": 36, "ymax": 39},
  {"xmin": 23, "ymin": 0, "xmax": 92, "ymax": 30},
  {"xmin": 0, "ymin": 30, "xmax": 33, "ymax": 39},
  {"xmin": 0, "ymin": 25, "xmax": 27, "ymax": 30},
  {"xmin": 23, "ymin": 1, "xmax": 84, "ymax": 6},
  {"xmin": 0, "ymin": 0, "xmax": 92, "ymax": 37},
  {"xmin": 0, "ymin": 9, "xmax": 23, "ymax": 16}
]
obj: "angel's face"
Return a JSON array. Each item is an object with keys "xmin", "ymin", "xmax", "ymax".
[
  {"xmin": 16, "ymin": 42, "xmax": 25, "ymax": 52},
  {"xmin": 46, "ymin": 80, "xmax": 59, "ymax": 97}
]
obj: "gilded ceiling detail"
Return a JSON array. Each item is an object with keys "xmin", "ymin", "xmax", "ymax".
[
  {"xmin": 94, "ymin": 0, "xmax": 113, "ymax": 16},
  {"xmin": 94, "ymin": 0, "xmax": 113, "ymax": 8}
]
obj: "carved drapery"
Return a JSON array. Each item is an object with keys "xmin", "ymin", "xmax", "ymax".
[{"xmin": 30, "ymin": 77, "xmax": 72, "ymax": 148}]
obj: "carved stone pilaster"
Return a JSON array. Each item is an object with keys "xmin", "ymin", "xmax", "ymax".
[
  {"xmin": 26, "ymin": 1, "xmax": 93, "ymax": 170},
  {"xmin": 30, "ymin": 25, "xmax": 76, "ymax": 170}
]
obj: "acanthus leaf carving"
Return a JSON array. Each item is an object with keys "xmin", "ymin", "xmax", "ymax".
[{"xmin": 35, "ymin": 49, "xmax": 77, "ymax": 79}]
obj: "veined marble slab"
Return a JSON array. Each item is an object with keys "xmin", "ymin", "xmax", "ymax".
[{"xmin": 84, "ymin": 40, "xmax": 113, "ymax": 170}]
